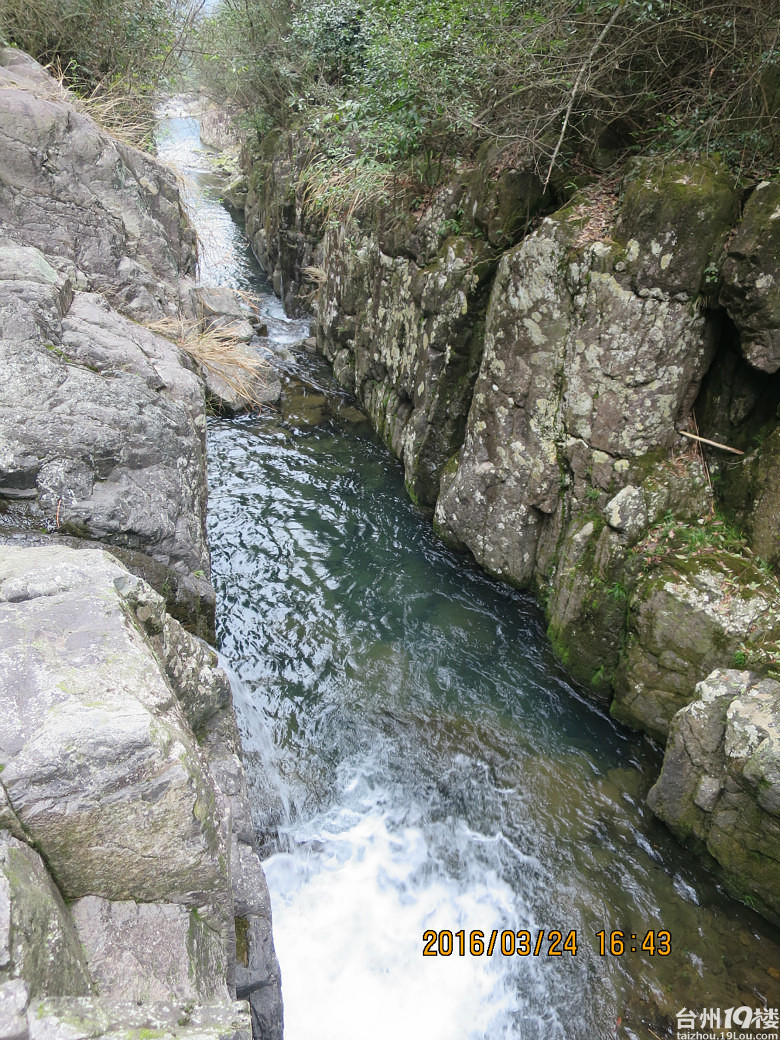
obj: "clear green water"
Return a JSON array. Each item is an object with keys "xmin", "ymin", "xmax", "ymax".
[{"xmin": 158, "ymin": 109, "xmax": 780, "ymax": 1040}]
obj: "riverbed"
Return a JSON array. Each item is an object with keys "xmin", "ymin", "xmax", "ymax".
[{"xmin": 156, "ymin": 106, "xmax": 780, "ymax": 1040}]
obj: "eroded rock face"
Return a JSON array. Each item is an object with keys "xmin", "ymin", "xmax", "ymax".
[
  {"xmin": 648, "ymin": 669, "xmax": 780, "ymax": 921},
  {"xmin": 434, "ymin": 205, "xmax": 715, "ymax": 584},
  {"xmin": 0, "ymin": 48, "xmax": 197, "ymax": 321},
  {"xmin": 721, "ymin": 179, "xmax": 780, "ymax": 374},
  {"xmin": 0, "ymin": 244, "xmax": 213, "ymax": 632},
  {"xmin": 243, "ymin": 134, "xmax": 545, "ymax": 506},
  {"xmin": 316, "ymin": 228, "xmax": 494, "ymax": 506},
  {"xmin": 0, "ymin": 545, "xmax": 282, "ymax": 1037},
  {"xmin": 613, "ymin": 554, "xmax": 780, "ymax": 741}
]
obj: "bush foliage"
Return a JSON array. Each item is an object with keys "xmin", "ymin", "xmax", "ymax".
[
  {"xmin": 0, "ymin": 0, "xmax": 201, "ymax": 118},
  {"xmin": 197, "ymin": 0, "xmax": 779, "ymax": 211}
]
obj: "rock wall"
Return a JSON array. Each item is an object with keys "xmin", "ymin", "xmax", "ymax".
[
  {"xmin": 0, "ymin": 548, "xmax": 282, "ymax": 1036},
  {"xmin": 0, "ymin": 52, "xmax": 283, "ymax": 1037},
  {"xmin": 243, "ymin": 135, "xmax": 780, "ymax": 920},
  {"xmin": 244, "ymin": 137, "xmax": 543, "ymax": 506}
]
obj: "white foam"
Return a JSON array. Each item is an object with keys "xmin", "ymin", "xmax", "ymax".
[{"xmin": 263, "ymin": 773, "xmax": 527, "ymax": 1040}]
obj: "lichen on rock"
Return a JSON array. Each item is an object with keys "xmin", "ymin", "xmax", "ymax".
[
  {"xmin": 0, "ymin": 544, "xmax": 281, "ymax": 1037},
  {"xmin": 648, "ymin": 669, "xmax": 780, "ymax": 921},
  {"xmin": 721, "ymin": 178, "xmax": 780, "ymax": 374}
]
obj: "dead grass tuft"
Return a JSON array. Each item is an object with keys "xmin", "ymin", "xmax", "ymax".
[{"xmin": 148, "ymin": 315, "xmax": 270, "ymax": 409}]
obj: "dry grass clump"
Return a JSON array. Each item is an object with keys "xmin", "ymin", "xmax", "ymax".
[
  {"xmin": 51, "ymin": 65, "xmax": 157, "ymax": 147},
  {"xmin": 148, "ymin": 315, "xmax": 270, "ymax": 408},
  {"xmin": 0, "ymin": 60, "xmax": 155, "ymax": 147},
  {"xmin": 299, "ymin": 152, "xmax": 395, "ymax": 225}
]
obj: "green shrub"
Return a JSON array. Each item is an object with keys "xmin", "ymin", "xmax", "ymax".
[
  {"xmin": 195, "ymin": 0, "xmax": 779, "ymax": 204},
  {"xmin": 1, "ymin": 0, "xmax": 196, "ymax": 131}
]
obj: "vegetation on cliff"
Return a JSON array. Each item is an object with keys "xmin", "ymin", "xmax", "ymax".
[
  {"xmin": 198, "ymin": 0, "xmax": 779, "ymax": 218},
  {"xmin": 0, "ymin": 0, "xmax": 202, "ymax": 139}
]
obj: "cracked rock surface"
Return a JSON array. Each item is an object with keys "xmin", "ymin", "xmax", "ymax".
[
  {"xmin": 649, "ymin": 669, "xmax": 780, "ymax": 921},
  {"xmin": 0, "ymin": 545, "xmax": 282, "ymax": 1038}
]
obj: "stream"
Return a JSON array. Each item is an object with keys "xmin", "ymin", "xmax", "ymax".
[{"xmin": 156, "ymin": 105, "xmax": 780, "ymax": 1040}]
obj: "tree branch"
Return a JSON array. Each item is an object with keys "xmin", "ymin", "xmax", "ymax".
[{"xmin": 542, "ymin": 1, "xmax": 624, "ymax": 193}]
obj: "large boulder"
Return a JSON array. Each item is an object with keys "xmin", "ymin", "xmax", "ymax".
[
  {"xmin": 0, "ymin": 245, "xmax": 213, "ymax": 633},
  {"xmin": 615, "ymin": 158, "xmax": 738, "ymax": 296},
  {"xmin": 0, "ymin": 48, "xmax": 196, "ymax": 321},
  {"xmin": 0, "ymin": 544, "xmax": 282, "ymax": 1034},
  {"xmin": 0, "ymin": 546, "xmax": 231, "ymax": 924},
  {"xmin": 649, "ymin": 669, "xmax": 780, "ymax": 921},
  {"xmin": 434, "ymin": 207, "xmax": 716, "ymax": 585}
]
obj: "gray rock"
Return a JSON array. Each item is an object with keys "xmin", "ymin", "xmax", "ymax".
[
  {"xmin": 0, "ymin": 545, "xmax": 284, "ymax": 1029},
  {"xmin": 0, "ymin": 50, "xmax": 196, "ymax": 322},
  {"xmin": 0, "ymin": 247, "xmax": 211, "ymax": 611},
  {"xmin": 0, "ymin": 787, "xmax": 25, "ymax": 846},
  {"xmin": 648, "ymin": 669, "xmax": 780, "ymax": 920},
  {"xmin": 0, "ymin": 547, "xmax": 230, "ymax": 916},
  {"xmin": 198, "ymin": 287, "xmax": 247, "ymax": 321},
  {"xmin": 616, "ymin": 158, "xmax": 738, "ymax": 296},
  {"xmin": 603, "ymin": 485, "xmax": 647, "ymax": 539},
  {"xmin": 201, "ymin": 348, "xmax": 281, "ymax": 414},
  {"xmin": 316, "ymin": 229, "xmax": 493, "ymax": 505},
  {"xmin": 236, "ymin": 916, "xmax": 282, "ymax": 1040},
  {"xmin": 0, "ymin": 530, "xmax": 214, "ymax": 643},
  {"xmin": 434, "ymin": 215, "xmax": 715, "ymax": 584},
  {"xmin": 721, "ymin": 178, "xmax": 780, "ymax": 373},
  {"xmin": 0, "ymin": 832, "xmax": 93, "ymax": 998},
  {"xmin": 224, "ymin": 176, "xmax": 249, "ymax": 211},
  {"xmin": 113, "ymin": 570, "xmax": 231, "ymax": 736},
  {"xmin": 70, "ymin": 897, "xmax": 229, "ymax": 1003},
  {"xmin": 0, "ymin": 980, "xmax": 29, "ymax": 1040},
  {"xmin": 27, "ymin": 998, "xmax": 251, "ymax": 1040}
]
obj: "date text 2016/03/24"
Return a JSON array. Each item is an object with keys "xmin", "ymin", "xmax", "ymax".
[{"xmin": 421, "ymin": 929, "xmax": 672, "ymax": 957}]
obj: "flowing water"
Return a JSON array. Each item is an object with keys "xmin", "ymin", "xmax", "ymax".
[{"xmin": 156, "ymin": 107, "xmax": 780, "ymax": 1040}]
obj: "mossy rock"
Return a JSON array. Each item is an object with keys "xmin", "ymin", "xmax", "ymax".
[
  {"xmin": 544, "ymin": 516, "xmax": 630, "ymax": 698},
  {"xmin": 720, "ymin": 177, "xmax": 780, "ymax": 374},
  {"xmin": 1, "ymin": 833, "xmax": 94, "ymax": 997},
  {"xmin": 612, "ymin": 547, "xmax": 780, "ymax": 741},
  {"xmin": 461, "ymin": 145, "xmax": 546, "ymax": 249},
  {"xmin": 616, "ymin": 157, "xmax": 739, "ymax": 296}
]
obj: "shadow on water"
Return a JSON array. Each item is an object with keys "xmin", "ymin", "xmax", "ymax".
[{"xmin": 157, "ymin": 106, "xmax": 780, "ymax": 1040}]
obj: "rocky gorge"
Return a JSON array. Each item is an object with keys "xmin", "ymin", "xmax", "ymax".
[
  {"xmin": 240, "ymin": 129, "xmax": 780, "ymax": 923},
  {"xmin": 2, "ymin": 27, "xmax": 780, "ymax": 1037},
  {"xmin": 0, "ymin": 50, "xmax": 282, "ymax": 1038}
]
